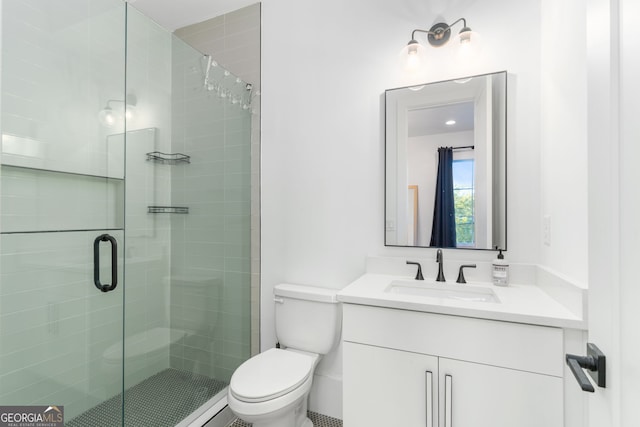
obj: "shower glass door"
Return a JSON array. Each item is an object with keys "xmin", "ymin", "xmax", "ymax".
[
  {"xmin": 120, "ymin": 7, "xmax": 253, "ymax": 425},
  {"xmin": 0, "ymin": 0, "xmax": 126, "ymax": 425},
  {"xmin": 1, "ymin": 1, "xmax": 254, "ymax": 425}
]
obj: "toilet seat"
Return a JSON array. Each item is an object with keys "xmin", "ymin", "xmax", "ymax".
[{"xmin": 230, "ymin": 348, "xmax": 315, "ymax": 403}]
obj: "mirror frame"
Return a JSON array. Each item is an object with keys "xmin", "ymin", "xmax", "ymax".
[{"xmin": 384, "ymin": 71, "xmax": 507, "ymax": 251}]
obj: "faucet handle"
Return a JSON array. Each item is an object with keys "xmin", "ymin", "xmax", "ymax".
[
  {"xmin": 456, "ymin": 264, "xmax": 477, "ymax": 284},
  {"xmin": 406, "ymin": 261, "xmax": 424, "ymax": 280},
  {"xmin": 435, "ymin": 249, "xmax": 446, "ymax": 282}
]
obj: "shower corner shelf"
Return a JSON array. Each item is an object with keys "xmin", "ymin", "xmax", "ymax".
[
  {"xmin": 146, "ymin": 151, "xmax": 191, "ymax": 165},
  {"xmin": 148, "ymin": 206, "xmax": 189, "ymax": 214}
]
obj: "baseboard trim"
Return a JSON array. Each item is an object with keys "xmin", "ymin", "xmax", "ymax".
[{"xmin": 309, "ymin": 373, "xmax": 342, "ymax": 420}]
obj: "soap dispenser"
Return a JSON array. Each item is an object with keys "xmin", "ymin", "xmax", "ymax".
[{"xmin": 492, "ymin": 249, "xmax": 509, "ymax": 286}]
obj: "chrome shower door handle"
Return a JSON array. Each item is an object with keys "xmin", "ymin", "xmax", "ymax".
[{"xmin": 94, "ymin": 234, "xmax": 118, "ymax": 292}]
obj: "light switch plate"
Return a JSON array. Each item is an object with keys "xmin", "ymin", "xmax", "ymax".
[{"xmin": 543, "ymin": 215, "xmax": 551, "ymax": 246}]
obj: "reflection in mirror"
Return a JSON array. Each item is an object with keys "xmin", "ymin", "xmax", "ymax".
[{"xmin": 385, "ymin": 71, "xmax": 506, "ymax": 250}]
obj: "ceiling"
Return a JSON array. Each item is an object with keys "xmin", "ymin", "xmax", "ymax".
[
  {"xmin": 127, "ymin": 0, "xmax": 258, "ymax": 31},
  {"xmin": 408, "ymin": 102, "xmax": 474, "ymax": 137}
]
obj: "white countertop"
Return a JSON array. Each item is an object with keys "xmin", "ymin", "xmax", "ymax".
[{"xmin": 337, "ymin": 274, "xmax": 586, "ymax": 329}]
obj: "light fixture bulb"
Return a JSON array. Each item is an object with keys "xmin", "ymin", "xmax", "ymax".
[
  {"xmin": 125, "ymin": 105, "xmax": 135, "ymax": 121},
  {"xmin": 446, "ymin": 120, "xmax": 456, "ymax": 126},
  {"xmin": 399, "ymin": 40, "xmax": 427, "ymax": 73},
  {"xmin": 455, "ymin": 28, "xmax": 481, "ymax": 62},
  {"xmin": 98, "ymin": 94, "xmax": 138, "ymax": 127},
  {"xmin": 408, "ymin": 40, "xmax": 419, "ymax": 55},
  {"xmin": 98, "ymin": 106, "xmax": 116, "ymax": 127},
  {"xmin": 455, "ymin": 27, "xmax": 480, "ymax": 46},
  {"xmin": 458, "ymin": 27, "xmax": 473, "ymax": 44}
]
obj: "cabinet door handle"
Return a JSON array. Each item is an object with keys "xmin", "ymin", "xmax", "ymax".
[
  {"xmin": 425, "ymin": 371, "xmax": 433, "ymax": 427},
  {"xmin": 445, "ymin": 374, "xmax": 453, "ymax": 427}
]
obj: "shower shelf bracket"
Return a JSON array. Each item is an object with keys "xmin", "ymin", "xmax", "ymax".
[
  {"xmin": 146, "ymin": 151, "xmax": 191, "ymax": 164},
  {"xmin": 148, "ymin": 206, "xmax": 189, "ymax": 214}
]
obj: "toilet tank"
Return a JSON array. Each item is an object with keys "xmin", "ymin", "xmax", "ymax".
[{"xmin": 274, "ymin": 283, "xmax": 342, "ymax": 355}]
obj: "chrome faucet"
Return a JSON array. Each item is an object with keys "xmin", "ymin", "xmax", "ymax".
[{"xmin": 435, "ymin": 249, "xmax": 446, "ymax": 282}]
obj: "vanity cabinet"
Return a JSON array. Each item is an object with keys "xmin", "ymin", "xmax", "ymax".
[
  {"xmin": 344, "ymin": 342, "xmax": 438, "ymax": 426},
  {"xmin": 342, "ymin": 304, "xmax": 564, "ymax": 427}
]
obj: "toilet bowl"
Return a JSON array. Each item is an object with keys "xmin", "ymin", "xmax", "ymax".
[
  {"xmin": 228, "ymin": 348, "xmax": 318, "ymax": 427},
  {"xmin": 227, "ymin": 284, "xmax": 341, "ymax": 427}
]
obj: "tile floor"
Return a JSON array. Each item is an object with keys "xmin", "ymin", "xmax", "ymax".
[
  {"xmin": 228, "ymin": 411, "xmax": 343, "ymax": 427},
  {"xmin": 67, "ymin": 368, "xmax": 227, "ymax": 427}
]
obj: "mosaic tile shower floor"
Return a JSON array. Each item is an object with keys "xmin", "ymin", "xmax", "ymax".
[
  {"xmin": 228, "ymin": 411, "xmax": 343, "ymax": 427},
  {"xmin": 67, "ymin": 368, "xmax": 227, "ymax": 427}
]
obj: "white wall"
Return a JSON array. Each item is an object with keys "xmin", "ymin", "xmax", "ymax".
[
  {"xmin": 540, "ymin": 0, "xmax": 588, "ymax": 287},
  {"xmin": 262, "ymin": 0, "xmax": 545, "ymax": 417}
]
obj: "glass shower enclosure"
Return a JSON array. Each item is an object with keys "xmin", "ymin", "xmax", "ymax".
[{"xmin": 0, "ymin": 1, "xmax": 254, "ymax": 425}]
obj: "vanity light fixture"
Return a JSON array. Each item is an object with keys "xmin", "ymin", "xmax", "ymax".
[
  {"xmin": 98, "ymin": 94, "xmax": 137, "ymax": 127},
  {"xmin": 401, "ymin": 18, "xmax": 478, "ymax": 72}
]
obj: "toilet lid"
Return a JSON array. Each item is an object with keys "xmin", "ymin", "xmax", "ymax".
[{"xmin": 230, "ymin": 348, "xmax": 314, "ymax": 402}]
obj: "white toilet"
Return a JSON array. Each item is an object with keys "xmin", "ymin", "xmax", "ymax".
[{"xmin": 227, "ymin": 283, "xmax": 342, "ymax": 427}]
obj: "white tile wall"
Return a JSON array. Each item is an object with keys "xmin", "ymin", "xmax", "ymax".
[
  {"xmin": 1, "ymin": 0, "xmax": 127, "ymax": 178},
  {"xmin": 169, "ymin": 34, "xmax": 253, "ymax": 382},
  {"xmin": 174, "ymin": 2, "xmax": 261, "ymax": 358}
]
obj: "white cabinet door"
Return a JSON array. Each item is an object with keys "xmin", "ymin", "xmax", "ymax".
[
  {"xmin": 343, "ymin": 342, "xmax": 438, "ymax": 427},
  {"xmin": 438, "ymin": 358, "xmax": 563, "ymax": 427}
]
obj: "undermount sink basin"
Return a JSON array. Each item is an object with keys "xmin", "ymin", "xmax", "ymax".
[{"xmin": 385, "ymin": 281, "xmax": 501, "ymax": 303}]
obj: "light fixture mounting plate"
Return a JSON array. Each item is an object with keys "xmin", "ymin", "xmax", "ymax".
[{"xmin": 428, "ymin": 22, "xmax": 451, "ymax": 47}]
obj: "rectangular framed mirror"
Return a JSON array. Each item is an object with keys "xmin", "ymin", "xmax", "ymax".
[{"xmin": 385, "ymin": 71, "xmax": 507, "ymax": 250}]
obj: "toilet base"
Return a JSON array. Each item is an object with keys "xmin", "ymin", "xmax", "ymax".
[
  {"xmin": 248, "ymin": 415, "xmax": 312, "ymax": 427},
  {"xmin": 250, "ymin": 414, "xmax": 293, "ymax": 427},
  {"xmin": 240, "ymin": 396, "xmax": 312, "ymax": 427}
]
